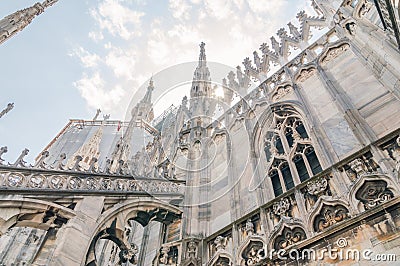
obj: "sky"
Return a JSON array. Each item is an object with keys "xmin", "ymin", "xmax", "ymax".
[{"xmin": 0, "ymin": 0, "xmax": 314, "ymax": 163}]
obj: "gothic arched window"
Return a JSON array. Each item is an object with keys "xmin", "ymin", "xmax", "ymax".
[{"xmin": 264, "ymin": 105, "xmax": 322, "ymax": 197}]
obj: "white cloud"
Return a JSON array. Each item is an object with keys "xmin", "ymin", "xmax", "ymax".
[
  {"xmin": 203, "ymin": 0, "xmax": 233, "ymax": 20},
  {"xmin": 90, "ymin": 0, "xmax": 145, "ymax": 40},
  {"xmin": 73, "ymin": 72, "xmax": 125, "ymax": 112},
  {"xmin": 105, "ymin": 46, "xmax": 137, "ymax": 80},
  {"xmin": 70, "ymin": 47, "xmax": 101, "ymax": 68},
  {"xmin": 169, "ymin": 0, "xmax": 192, "ymax": 20},
  {"xmin": 247, "ymin": 0, "xmax": 288, "ymax": 14},
  {"xmin": 88, "ymin": 31, "xmax": 104, "ymax": 42}
]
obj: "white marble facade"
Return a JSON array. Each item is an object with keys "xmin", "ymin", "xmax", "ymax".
[{"xmin": 1, "ymin": 0, "xmax": 400, "ymax": 265}]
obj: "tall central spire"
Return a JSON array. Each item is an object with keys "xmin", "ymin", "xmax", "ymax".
[
  {"xmin": 191, "ymin": 42, "xmax": 211, "ymax": 98},
  {"xmin": 189, "ymin": 42, "xmax": 216, "ymax": 118}
]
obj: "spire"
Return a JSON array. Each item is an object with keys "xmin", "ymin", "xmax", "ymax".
[
  {"xmin": 0, "ymin": 0, "xmax": 58, "ymax": 45},
  {"xmin": 191, "ymin": 42, "xmax": 211, "ymax": 98},
  {"xmin": 141, "ymin": 77, "xmax": 154, "ymax": 104},
  {"xmin": 109, "ymin": 77, "xmax": 155, "ymax": 170}
]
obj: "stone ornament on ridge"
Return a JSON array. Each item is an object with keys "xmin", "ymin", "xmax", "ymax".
[
  {"xmin": 32, "ymin": 150, "xmax": 49, "ymax": 169},
  {"xmin": 0, "ymin": 146, "xmax": 8, "ymax": 165},
  {"xmin": 9, "ymin": 148, "xmax": 29, "ymax": 167}
]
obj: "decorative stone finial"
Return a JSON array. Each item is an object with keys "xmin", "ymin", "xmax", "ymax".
[
  {"xmin": 53, "ymin": 153, "xmax": 66, "ymax": 170},
  {"xmin": 10, "ymin": 148, "xmax": 29, "ymax": 167},
  {"xmin": 33, "ymin": 150, "xmax": 49, "ymax": 168},
  {"xmin": 87, "ymin": 157, "xmax": 98, "ymax": 173},
  {"xmin": 0, "ymin": 146, "xmax": 8, "ymax": 165},
  {"xmin": 103, "ymin": 158, "xmax": 112, "ymax": 174},
  {"xmin": 93, "ymin": 109, "xmax": 101, "ymax": 120},
  {"xmin": 70, "ymin": 155, "xmax": 83, "ymax": 171}
]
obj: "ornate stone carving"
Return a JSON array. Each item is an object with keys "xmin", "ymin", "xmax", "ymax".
[
  {"xmin": 244, "ymin": 219, "xmax": 255, "ymax": 236},
  {"xmin": 70, "ymin": 155, "xmax": 83, "ymax": 171},
  {"xmin": 0, "ymin": 146, "xmax": 8, "ymax": 165},
  {"xmin": 348, "ymin": 158, "xmax": 368, "ymax": 176},
  {"xmin": 214, "ymin": 257, "xmax": 231, "ymax": 266},
  {"xmin": 273, "ymin": 226, "xmax": 306, "ymax": 250},
  {"xmin": 295, "ymin": 66, "xmax": 317, "ymax": 82},
  {"xmin": 9, "ymin": 148, "xmax": 29, "ymax": 167},
  {"xmin": 7, "ymin": 174, "xmax": 24, "ymax": 187},
  {"xmin": 33, "ymin": 151, "xmax": 49, "ymax": 169},
  {"xmin": 187, "ymin": 240, "xmax": 198, "ymax": 258},
  {"xmin": 160, "ymin": 245, "xmax": 170, "ymax": 264},
  {"xmin": 320, "ymin": 43, "xmax": 350, "ymax": 65},
  {"xmin": 313, "ymin": 204, "xmax": 349, "ymax": 232},
  {"xmin": 306, "ymin": 177, "xmax": 328, "ymax": 196},
  {"xmin": 345, "ymin": 22, "xmax": 357, "ymax": 35},
  {"xmin": 241, "ymin": 240, "xmax": 265, "ymax": 265},
  {"xmin": 52, "ymin": 153, "xmax": 66, "ymax": 170},
  {"xmin": 271, "ymin": 85, "xmax": 293, "ymax": 102},
  {"xmin": 214, "ymin": 236, "xmax": 227, "ymax": 251},
  {"xmin": 87, "ymin": 157, "xmax": 98, "ymax": 173},
  {"xmin": 355, "ymin": 180, "xmax": 394, "ymax": 210},
  {"xmin": 29, "ymin": 175, "xmax": 45, "ymax": 188},
  {"xmin": 0, "ymin": 169, "xmax": 183, "ymax": 194},
  {"xmin": 159, "ymin": 245, "xmax": 178, "ymax": 265},
  {"xmin": 272, "ymin": 197, "xmax": 292, "ymax": 218},
  {"xmin": 119, "ymin": 243, "xmax": 138, "ymax": 264},
  {"xmin": 356, "ymin": 0, "xmax": 373, "ymax": 18},
  {"xmin": 303, "ymin": 176, "xmax": 331, "ymax": 210},
  {"xmin": 344, "ymin": 153, "xmax": 380, "ymax": 181}
]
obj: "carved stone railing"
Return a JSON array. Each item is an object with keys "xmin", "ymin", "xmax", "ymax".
[{"xmin": 0, "ymin": 165, "xmax": 184, "ymax": 195}]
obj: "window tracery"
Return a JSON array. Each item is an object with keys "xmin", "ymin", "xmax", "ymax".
[{"xmin": 264, "ymin": 106, "xmax": 322, "ymax": 196}]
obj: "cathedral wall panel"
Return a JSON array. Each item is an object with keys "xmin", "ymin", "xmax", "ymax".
[
  {"xmin": 300, "ymin": 74, "xmax": 361, "ymax": 159},
  {"xmin": 326, "ymin": 49, "xmax": 400, "ymax": 138},
  {"xmin": 209, "ymin": 135, "xmax": 231, "ymax": 233}
]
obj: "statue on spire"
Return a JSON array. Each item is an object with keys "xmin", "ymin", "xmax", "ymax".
[{"xmin": 199, "ymin": 42, "xmax": 206, "ymax": 63}]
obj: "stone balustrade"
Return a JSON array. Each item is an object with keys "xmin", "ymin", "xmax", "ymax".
[{"xmin": 0, "ymin": 166, "xmax": 184, "ymax": 195}]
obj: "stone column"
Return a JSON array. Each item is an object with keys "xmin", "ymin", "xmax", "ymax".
[{"xmin": 39, "ymin": 196, "xmax": 105, "ymax": 266}]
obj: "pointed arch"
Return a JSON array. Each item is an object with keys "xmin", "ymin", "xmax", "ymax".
[
  {"xmin": 306, "ymin": 196, "xmax": 351, "ymax": 233},
  {"xmin": 266, "ymin": 216, "xmax": 308, "ymax": 252},
  {"xmin": 251, "ymin": 102, "xmax": 323, "ymax": 196},
  {"xmin": 236, "ymin": 235, "xmax": 266, "ymax": 266}
]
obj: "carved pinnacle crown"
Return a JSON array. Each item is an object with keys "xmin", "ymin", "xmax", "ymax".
[{"xmin": 199, "ymin": 42, "xmax": 206, "ymax": 63}]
